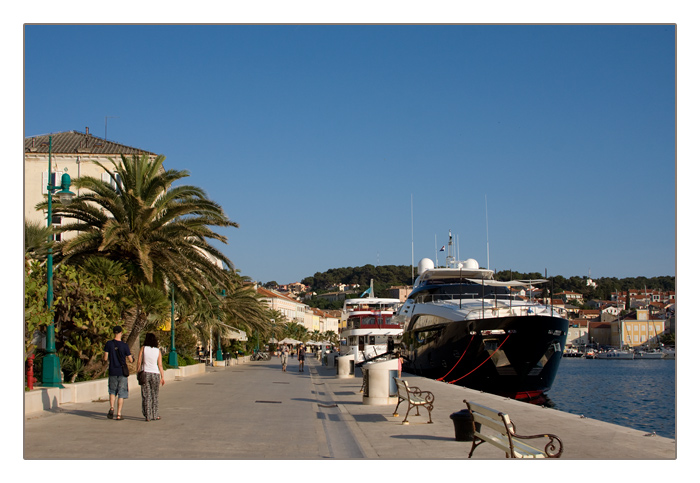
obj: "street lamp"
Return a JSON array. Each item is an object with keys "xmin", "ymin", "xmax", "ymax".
[
  {"xmin": 43, "ymin": 135, "xmax": 75, "ymax": 387},
  {"xmin": 168, "ymin": 284, "xmax": 178, "ymax": 367},
  {"xmin": 216, "ymin": 289, "xmax": 225, "ymax": 361}
]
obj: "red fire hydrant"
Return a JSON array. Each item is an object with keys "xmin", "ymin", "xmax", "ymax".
[{"xmin": 26, "ymin": 355, "xmax": 38, "ymax": 390}]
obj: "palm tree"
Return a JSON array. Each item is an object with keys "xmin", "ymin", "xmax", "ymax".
[
  {"xmin": 38, "ymin": 153, "xmax": 238, "ymax": 350},
  {"xmin": 222, "ymin": 283, "xmax": 273, "ymax": 348},
  {"xmin": 24, "ymin": 219, "xmax": 53, "ymax": 260}
]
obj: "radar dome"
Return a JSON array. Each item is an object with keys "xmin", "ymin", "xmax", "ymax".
[
  {"xmin": 464, "ymin": 258, "xmax": 479, "ymax": 269},
  {"xmin": 417, "ymin": 258, "xmax": 435, "ymax": 276}
]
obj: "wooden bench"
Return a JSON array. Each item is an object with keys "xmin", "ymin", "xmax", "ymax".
[
  {"xmin": 392, "ymin": 378, "xmax": 434, "ymax": 424},
  {"xmin": 464, "ymin": 400, "xmax": 563, "ymax": 458}
]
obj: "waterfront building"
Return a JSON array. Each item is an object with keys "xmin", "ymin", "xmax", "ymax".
[
  {"xmin": 25, "ymin": 129, "xmax": 158, "ymax": 233},
  {"xmin": 566, "ymin": 319, "xmax": 589, "ymax": 349},
  {"xmin": 617, "ymin": 310, "xmax": 665, "ymax": 348},
  {"xmin": 256, "ymin": 285, "xmax": 339, "ymax": 336},
  {"xmin": 257, "ymin": 286, "xmax": 307, "ymax": 326}
]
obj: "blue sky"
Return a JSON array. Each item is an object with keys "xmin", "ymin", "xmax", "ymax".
[{"xmin": 24, "ymin": 24, "xmax": 677, "ymax": 284}]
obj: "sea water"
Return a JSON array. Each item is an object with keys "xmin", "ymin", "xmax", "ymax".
[{"xmin": 544, "ymin": 358, "xmax": 676, "ymax": 439}]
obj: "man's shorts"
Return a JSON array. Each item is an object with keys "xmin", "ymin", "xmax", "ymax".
[{"xmin": 108, "ymin": 375, "xmax": 129, "ymax": 399}]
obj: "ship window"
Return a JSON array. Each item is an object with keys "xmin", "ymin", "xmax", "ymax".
[
  {"xmin": 410, "ymin": 314, "xmax": 451, "ymax": 331},
  {"xmin": 382, "ymin": 315, "xmax": 399, "ymax": 327},
  {"xmin": 361, "ymin": 316, "xmax": 377, "ymax": 327},
  {"xmin": 415, "ymin": 328, "xmax": 441, "ymax": 346}
]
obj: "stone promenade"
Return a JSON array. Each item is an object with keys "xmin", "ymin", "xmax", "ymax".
[{"xmin": 24, "ymin": 355, "xmax": 676, "ymax": 460}]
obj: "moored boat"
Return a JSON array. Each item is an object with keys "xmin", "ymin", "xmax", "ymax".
[
  {"xmin": 339, "ymin": 280, "xmax": 402, "ymax": 365},
  {"xmin": 595, "ymin": 349, "xmax": 635, "ymax": 359},
  {"xmin": 395, "ymin": 235, "xmax": 569, "ymax": 402}
]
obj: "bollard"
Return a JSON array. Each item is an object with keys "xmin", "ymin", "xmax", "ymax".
[
  {"xmin": 362, "ymin": 358, "xmax": 399, "ymax": 405},
  {"xmin": 336, "ymin": 354, "xmax": 355, "ymax": 378},
  {"xmin": 26, "ymin": 354, "xmax": 38, "ymax": 390}
]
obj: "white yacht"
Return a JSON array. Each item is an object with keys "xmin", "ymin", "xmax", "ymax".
[{"xmin": 338, "ymin": 281, "xmax": 402, "ymax": 364}]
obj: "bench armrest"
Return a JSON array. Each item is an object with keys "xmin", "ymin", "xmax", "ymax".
[
  {"xmin": 509, "ymin": 431, "xmax": 564, "ymax": 458},
  {"xmin": 407, "ymin": 387, "xmax": 435, "ymax": 403}
]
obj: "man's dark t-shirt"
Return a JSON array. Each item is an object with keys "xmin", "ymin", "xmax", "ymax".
[{"xmin": 105, "ymin": 339, "xmax": 131, "ymax": 376}]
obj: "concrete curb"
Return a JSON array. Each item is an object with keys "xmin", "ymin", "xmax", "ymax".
[{"xmin": 24, "ymin": 363, "xmax": 206, "ymax": 415}]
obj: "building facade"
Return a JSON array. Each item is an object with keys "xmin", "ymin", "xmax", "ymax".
[{"xmin": 25, "ymin": 129, "xmax": 158, "ymax": 231}]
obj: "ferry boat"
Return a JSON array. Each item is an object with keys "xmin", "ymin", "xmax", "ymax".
[
  {"xmin": 339, "ymin": 281, "xmax": 402, "ymax": 365},
  {"xmin": 395, "ymin": 234, "xmax": 569, "ymax": 402}
]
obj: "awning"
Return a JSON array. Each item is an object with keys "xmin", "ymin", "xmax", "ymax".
[{"xmin": 223, "ymin": 327, "xmax": 248, "ymax": 341}]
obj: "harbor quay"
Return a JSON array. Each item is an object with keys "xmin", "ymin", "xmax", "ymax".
[{"xmin": 23, "ymin": 356, "xmax": 675, "ymax": 460}]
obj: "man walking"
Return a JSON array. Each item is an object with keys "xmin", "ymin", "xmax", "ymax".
[
  {"xmin": 103, "ymin": 326, "xmax": 134, "ymax": 420},
  {"xmin": 281, "ymin": 344, "xmax": 289, "ymax": 372}
]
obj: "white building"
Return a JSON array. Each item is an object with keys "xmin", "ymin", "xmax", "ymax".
[{"xmin": 25, "ymin": 129, "xmax": 158, "ymax": 234}]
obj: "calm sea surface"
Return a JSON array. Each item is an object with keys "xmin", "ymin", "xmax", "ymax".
[{"xmin": 544, "ymin": 358, "xmax": 676, "ymax": 439}]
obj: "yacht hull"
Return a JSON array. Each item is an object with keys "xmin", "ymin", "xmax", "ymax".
[{"xmin": 400, "ymin": 315, "xmax": 569, "ymax": 401}]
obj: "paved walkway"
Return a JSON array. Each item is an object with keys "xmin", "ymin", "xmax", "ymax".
[{"xmin": 24, "ymin": 355, "xmax": 676, "ymax": 460}]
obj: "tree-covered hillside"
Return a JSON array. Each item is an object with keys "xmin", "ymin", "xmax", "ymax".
[{"xmin": 300, "ymin": 265, "xmax": 675, "ymax": 302}]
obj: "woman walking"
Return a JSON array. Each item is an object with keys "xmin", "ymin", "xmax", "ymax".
[
  {"xmin": 298, "ymin": 344, "xmax": 305, "ymax": 372},
  {"xmin": 136, "ymin": 333, "xmax": 165, "ymax": 421}
]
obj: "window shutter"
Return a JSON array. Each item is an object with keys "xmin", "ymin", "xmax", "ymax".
[{"xmin": 42, "ymin": 172, "xmax": 57, "ymax": 194}]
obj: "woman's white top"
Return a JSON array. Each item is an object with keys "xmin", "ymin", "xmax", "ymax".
[{"xmin": 143, "ymin": 346, "xmax": 160, "ymax": 374}]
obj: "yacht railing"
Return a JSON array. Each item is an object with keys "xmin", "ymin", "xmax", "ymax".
[{"xmin": 423, "ymin": 293, "xmax": 566, "ymax": 319}]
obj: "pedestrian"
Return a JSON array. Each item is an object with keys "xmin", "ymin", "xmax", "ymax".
[
  {"xmin": 298, "ymin": 344, "xmax": 305, "ymax": 372},
  {"xmin": 281, "ymin": 344, "xmax": 289, "ymax": 372},
  {"xmin": 103, "ymin": 325, "xmax": 134, "ymax": 421},
  {"xmin": 397, "ymin": 355, "xmax": 403, "ymax": 378},
  {"xmin": 136, "ymin": 332, "xmax": 166, "ymax": 422}
]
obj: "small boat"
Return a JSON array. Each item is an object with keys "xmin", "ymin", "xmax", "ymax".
[
  {"xmin": 595, "ymin": 349, "xmax": 635, "ymax": 359},
  {"xmin": 338, "ymin": 280, "xmax": 402, "ymax": 365},
  {"xmin": 636, "ymin": 349, "xmax": 666, "ymax": 359},
  {"xmin": 563, "ymin": 348, "xmax": 584, "ymax": 358}
]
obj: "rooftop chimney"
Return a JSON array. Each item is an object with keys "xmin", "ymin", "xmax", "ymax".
[{"xmin": 86, "ymin": 127, "xmax": 89, "ymax": 134}]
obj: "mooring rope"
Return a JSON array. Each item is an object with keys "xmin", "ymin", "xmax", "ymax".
[
  {"xmin": 437, "ymin": 333, "xmax": 475, "ymax": 381},
  {"xmin": 447, "ymin": 333, "xmax": 511, "ymax": 384}
]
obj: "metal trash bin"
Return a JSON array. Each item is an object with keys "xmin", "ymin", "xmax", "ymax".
[{"xmin": 450, "ymin": 409, "xmax": 478, "ymax": 441}]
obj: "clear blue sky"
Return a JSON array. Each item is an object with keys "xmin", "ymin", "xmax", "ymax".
[{"xmin": 24, "ymin": 24, "xmax": 677, "ymax": 284}]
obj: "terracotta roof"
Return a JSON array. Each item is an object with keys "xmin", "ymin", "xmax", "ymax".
[
  {"xmin": 25, "ymin": 130, "xmax": 156, "ymax": 156},
  {"xmin": 257, "ymin": 286, "xmax": 305, "ymax": 305}
]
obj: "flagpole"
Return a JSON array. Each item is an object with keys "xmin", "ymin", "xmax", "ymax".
[
  {"xmin": 435, "ymin": 234, "xmax": 438, "ymax": 266},
  {"xmin": 411, "ymin": 194, "xmax": 414, "ymax": 280}
]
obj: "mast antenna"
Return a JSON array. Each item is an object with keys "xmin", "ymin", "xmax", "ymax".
[
  {"xmin": 411, "ymin": 194, "xmax": 414, "ymax": 280},
  {"xmin": 485, "ymin": 194, "xmax": 490, "ymax": 270}
]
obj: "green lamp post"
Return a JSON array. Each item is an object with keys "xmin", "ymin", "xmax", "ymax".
[
  {"xmin": 216, "ymin": 289, "xmax": 225, "ymax": 361},
  {"xmin": 168, "ymin": 284, "xmax": 178, "ymax": 367},
  {"xmin": 43, "ymin": 135, "xmax": 75, "ymax": 388}
]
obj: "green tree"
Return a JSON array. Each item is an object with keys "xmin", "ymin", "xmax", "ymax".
[
  {"xmin": 40, "ymin": 153, "xmax": 239, "ymax": 353},
  {"xmin": 24, "ymin": 258, "xmax": 124, "ymax": 382}
]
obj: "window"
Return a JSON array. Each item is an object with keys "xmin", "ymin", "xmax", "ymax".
[
  {"xmin": 51, "ymin": 215, "xmax": 62, "ymax": 241},
  {"xmin": 361, "ymin": 316, "xmax": 377, "ymax": 327},
  {"xmin": 101, "ymin": 172, "xmax": 123, "ymax": 192}
]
